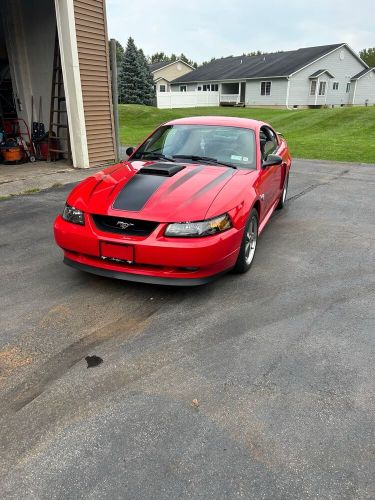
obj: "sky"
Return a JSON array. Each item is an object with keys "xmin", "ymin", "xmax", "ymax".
[{"xmin": 106, "ymin": 0, "xmax": 374, "ymax": 63}]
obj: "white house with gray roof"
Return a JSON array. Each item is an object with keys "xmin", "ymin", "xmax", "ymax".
[{"xmin": 167, "ymin": 43, "xmax": 374, "ymax": 109}]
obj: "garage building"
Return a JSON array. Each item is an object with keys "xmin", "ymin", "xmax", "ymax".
[{"xmin": 0, "ymin": 0, "xmax": 116, "ymax": 168}]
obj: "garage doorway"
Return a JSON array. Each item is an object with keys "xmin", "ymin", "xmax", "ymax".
[{"xmin": 0, "ymin": 0, "xmax": 71, "ymax": 175}]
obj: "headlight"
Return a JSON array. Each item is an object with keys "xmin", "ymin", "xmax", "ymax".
[
  {"xmin": 62, "ymin": 203, "xmax": 85, "ymax": 225},
  {"xmin": 165, "ymin": 213, "xmax": 232, "ymax": 237}
]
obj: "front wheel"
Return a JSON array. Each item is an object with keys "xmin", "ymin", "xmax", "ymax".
[{"xmin": 233, "ymin": 208, "xmax": 258, "ymax": 274}]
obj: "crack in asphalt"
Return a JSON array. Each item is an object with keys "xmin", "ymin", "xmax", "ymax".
[{"xmin": 287, "ymin": 169, "xmax": 350, "ymax": 203}]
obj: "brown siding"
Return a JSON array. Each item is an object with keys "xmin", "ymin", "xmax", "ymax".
[{"xmin": 73, "ymin": 0, "xmax": 116, "ymax": 166}]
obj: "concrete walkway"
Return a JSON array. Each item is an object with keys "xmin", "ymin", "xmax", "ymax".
[
  {"xmin": 0, "ymin": 161, "xmax": 108, "ymax": 198},
  {"xmin": 0, "ymin": 147, "xmax": 130, "ymax": 198}
]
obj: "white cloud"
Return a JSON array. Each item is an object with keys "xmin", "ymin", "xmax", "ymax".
[{"xmin": 106, "ymin": 0, "xmax": 375, "ymax": 63}]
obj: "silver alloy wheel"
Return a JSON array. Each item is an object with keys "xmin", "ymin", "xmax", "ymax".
[{"xmin": 245, "ymin": 216, "xmax": 258, "ymax": 265}]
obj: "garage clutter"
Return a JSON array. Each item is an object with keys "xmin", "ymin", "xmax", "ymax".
[{"xmin": 0, "ymin": 111, "xmax": 59, "ymax": 165}]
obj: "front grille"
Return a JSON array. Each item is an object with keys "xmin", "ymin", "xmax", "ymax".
[{"xmin": 92, "ymin": 214, "xmax": 158, "ymax": 236}]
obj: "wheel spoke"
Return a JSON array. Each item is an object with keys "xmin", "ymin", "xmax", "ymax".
[{"xmin": 245, "ymin": 216, "xmax": 257, "ymax": 265}]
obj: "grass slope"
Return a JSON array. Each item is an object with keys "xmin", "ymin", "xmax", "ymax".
[{"xmin": 119, "ymin": 104, "xmax": 375, "ymax": 164}]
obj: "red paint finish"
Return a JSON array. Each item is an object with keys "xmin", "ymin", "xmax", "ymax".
[{"xmin": 54, "ymin": 116, "xmax": 291, "ymax": 284}]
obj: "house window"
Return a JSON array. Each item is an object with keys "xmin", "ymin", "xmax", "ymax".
[
  {"xmin": 211, "ymin": 84, "xmax": 218, "ymax": 91},
  {"xmin": 180, "ymin": 85, "xmax": 187, "ymax": 92},
  {"xmin": 346, "ymin": 83, "xmax": 351, "ymax": 93},
  {"xmin": 333, "ymin": 82, "xmax": 339, "ymax": 90},
  {"xmin": 260, "ymin": 81, "xmax": 271, "ymax": 96},
  {"xmin": 203, "ymin": 84, "xmax": 210, "ymax": 91},
  {"xmin": 318, "ymin": 81, "xmax": 326, "ymax": 96},
  {"xmin": 159, "ymin": 84, "xmax": 166, "ymax": 92},
  {"xmin": 310, "ymin": 80, "xmax": 317, "ymax": 95},
  {"xmin": 197, "ymin": 86, "xmax": 202, "ymax": 91}
]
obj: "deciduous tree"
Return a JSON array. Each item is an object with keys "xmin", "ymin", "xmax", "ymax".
[
  {"xmin": 359, "ymin": 48, "xmax": 375, "ymax": 67},
  {"xmin": 148, "ymin": 52, "xmax": 197, "ymax": 68}
]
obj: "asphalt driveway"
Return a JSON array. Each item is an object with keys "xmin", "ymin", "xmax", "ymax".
[{"xmin": 0, "ymin": 159, "xmax": 374, "ymax": 499}]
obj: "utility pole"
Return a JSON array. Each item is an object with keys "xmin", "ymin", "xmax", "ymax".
[{"xmin": 109, "ymin": 38, "xmax": 120, "ymax": 162}]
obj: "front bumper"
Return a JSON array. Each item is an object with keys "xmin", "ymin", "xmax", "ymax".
[
  {"xmin": 54, "ymin": 214, "xmax": 243, "ymax": 285},
  {"xmin": 63, "ymin": 257, "xmax": 229, "ymax": 286}
]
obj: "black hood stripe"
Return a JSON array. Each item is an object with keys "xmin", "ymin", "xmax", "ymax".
[
  {"xmin": 180, "ymin": 168, "xmax": 234, "ymax": 208},
  {"xmin": 113, "ymin": 174, "xmax": 166, "ymax": 211},
  {"xmin": 113, "ymin": 166, "xmax": 234, "ymax": 212},
  {"xmin": 162, "ymin": 165, "xmax": 205, "ymax": 196}
]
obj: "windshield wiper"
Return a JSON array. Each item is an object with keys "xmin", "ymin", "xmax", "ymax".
[
  {"xmin": 173, "ymin": 155, "xmax": 237, "ymax": 169},
  {"xmin": 140, "ymin": 151, "xmax": 175, "ymax": 162}
]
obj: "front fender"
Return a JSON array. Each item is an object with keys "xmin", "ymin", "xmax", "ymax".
[{"xmin": 205, "ymin": 171, "xmax": 259, "ymax": 229}]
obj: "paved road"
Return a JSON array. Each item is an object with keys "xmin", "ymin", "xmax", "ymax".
[{"xmin": 0, "ymin": 160, "xmax": 374, "ymax": 499}]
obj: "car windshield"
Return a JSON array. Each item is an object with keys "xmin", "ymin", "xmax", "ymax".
[{"xmin": 132, "ymin": 124, "xmax": 256, "ymax": 170}]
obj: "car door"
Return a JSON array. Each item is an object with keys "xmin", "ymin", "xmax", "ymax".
[{"xmin": 257, "ymin": 126, "xmax": 283, "ymax": 213}]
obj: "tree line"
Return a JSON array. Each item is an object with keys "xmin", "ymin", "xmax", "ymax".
[
  {"xmin": 112, "ymin": 37, "xmax": 375, "ymax": 106},
  {"xmin": 359, "ymin": 48, "xmax": 375, "ymax": 67}
]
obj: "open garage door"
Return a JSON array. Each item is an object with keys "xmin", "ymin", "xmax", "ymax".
[
  {"xmin": 0, "ymin": 0, "xmax": 116, "ymax": 169},
  {"xmin": 0, "ymin": 0, "xmax": 71, "ymax": 165}
]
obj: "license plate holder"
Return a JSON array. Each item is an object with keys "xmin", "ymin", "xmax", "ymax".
[{"xmin": 100, "ymin": 241, "xmax": 134, "ymax": 262}]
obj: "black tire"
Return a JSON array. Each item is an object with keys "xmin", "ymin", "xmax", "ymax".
[
  {"xmin": 277, "ymin": 173, "xmax": 289, "ymax": 210},
  {"xmin": 233, "ymin": 208, "xmax": 259, "ymax": 274}
]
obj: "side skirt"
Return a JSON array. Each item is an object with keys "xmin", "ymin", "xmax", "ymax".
[{"xmin": 258, "ymin": 199, "xmax": 279, "ymax": 234}]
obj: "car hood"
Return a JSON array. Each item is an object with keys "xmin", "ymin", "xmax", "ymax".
[{"xmin": 69, "ymin": 160, "xmax": 240, "ymax": 222}]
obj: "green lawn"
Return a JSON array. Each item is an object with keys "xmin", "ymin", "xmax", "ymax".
[{"xmin": 119, "ymin": 104, "xmax": 375, "ymax": 164}]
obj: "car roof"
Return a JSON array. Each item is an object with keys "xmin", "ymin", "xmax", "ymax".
[{"xmin": 164, "ymin": 116, "xmax": 267, "ymax": 130}]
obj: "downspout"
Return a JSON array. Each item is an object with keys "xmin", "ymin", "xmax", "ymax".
[{"xmin": 109, "ymin": 38, "xmax": 120, "ymax": 162}]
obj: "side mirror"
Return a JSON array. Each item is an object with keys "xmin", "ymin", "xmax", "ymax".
[
  {"xmin": 262, "ymin": 154, "xmax": 283, "ymax": 169},
  {"xmin": 126, "ymin": 146, "xmax": 135, "ymax": 157}
]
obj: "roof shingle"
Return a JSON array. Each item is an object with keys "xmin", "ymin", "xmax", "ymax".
[
  {"xmin": 171, "ymin": 44, "xmax": 344, "ymax": 83},
  {"xmin": 351, "ymin": 68, "xmax": 375, "ymax": 80},
  {"xmin": 149, "ymin": 61, "xmax": 171, "ymax": 72}
]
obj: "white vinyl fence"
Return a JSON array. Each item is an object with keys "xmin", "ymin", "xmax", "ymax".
[{"xmin": 157, "ymin": 91, "xmax": 219, "ymax": 109}]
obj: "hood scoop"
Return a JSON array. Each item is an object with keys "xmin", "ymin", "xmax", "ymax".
[{"xmin": 138, "ymin": 163, "xmax": 185, "ymax": 177}]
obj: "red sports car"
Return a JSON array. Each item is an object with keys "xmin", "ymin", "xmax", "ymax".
[{"xmin": 54, "ymin": 116, "xmax": 291, "ymax": 285}]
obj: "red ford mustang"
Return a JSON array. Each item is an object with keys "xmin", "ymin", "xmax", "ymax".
[{"xmin": 54, "ymin": 116, "xmax": 291, "ymax": 285}]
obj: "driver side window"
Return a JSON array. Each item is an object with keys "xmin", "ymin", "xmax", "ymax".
[{"xmin": 260, "ymin": 126, "xmax": 278, "ymax": 160}]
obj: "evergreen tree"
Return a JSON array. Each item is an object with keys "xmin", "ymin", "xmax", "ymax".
[
  {"xmin": 119, "ymin": 37, "xmax": 155, "ymax": 106},
  {"xmin": 115, "ymin": 40, "xmax": 125, "ymax": 67},
  {"xmin": 111, "ymin": 39, "xmax": 125, "ymax": 103},
  {"xmin": 138, "ymin": 48, "xmax": 156, "ymax": 106}
]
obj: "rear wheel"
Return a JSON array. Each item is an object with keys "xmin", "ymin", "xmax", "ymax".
[
  {"xmin": 277, "ymin": 173, "xmax": 289, "ymax": 210},
  {"xmin": 233, "ymin": 208, "xmax": 258, "ymax": 274}
]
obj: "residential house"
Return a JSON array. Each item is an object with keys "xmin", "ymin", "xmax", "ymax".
[
  {"xmin": 169, "ymin": 43, "xmax": 375, "ymax": 108},
  {"xmin": 150, "ymin": 59, "xmax": 194, "ymax": 92},
  {"xmin": 0, "ymin": 0, "xmax": 116, "ymax": 168}
]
